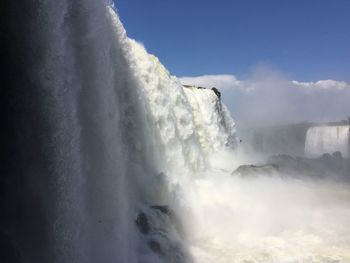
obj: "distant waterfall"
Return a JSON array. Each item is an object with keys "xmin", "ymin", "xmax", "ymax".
[{"xmin": 305, "ymin": 125, "xmax": 350, "ymax": 158}]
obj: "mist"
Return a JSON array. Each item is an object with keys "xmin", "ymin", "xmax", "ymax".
[
  {"xmin": 182, "ymin": 169, "xmax": 350, "ymax": 262},
  {"xmin": 179, "ymin": 64, "xmax": 350, "ymax": 128},
  {"xmin": 180, "ymin": 64, "xmax": 350, "ymax": 262}
]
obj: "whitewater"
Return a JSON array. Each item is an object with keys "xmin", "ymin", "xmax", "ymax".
[
  {"xmin": 305, "ymin": 126, "xmax": 350, "ymax": 158},
  {"xmin": 1, "ymin": 1, "xmax": 350, "ymax": 263}
]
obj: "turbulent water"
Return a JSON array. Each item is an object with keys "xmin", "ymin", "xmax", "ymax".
[
  {"xmin": 305, "ymin": 126, "xmax": 350, "ymax": 158},
  {"xmin": 1, "ymin": 1, "xmax": 350, "ymax": 263}
]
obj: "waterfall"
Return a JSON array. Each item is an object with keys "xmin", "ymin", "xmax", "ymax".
[
  {"xmin": 2, "ymin": 1, "xmax": 350, "ymax": 263},
  {"xmin": 305, "ymin": 125, "xmax": 350, "ymax": 158},
  {"xmin": 1, "ymin": 1, "xmax": 236, "ymax": 262}
]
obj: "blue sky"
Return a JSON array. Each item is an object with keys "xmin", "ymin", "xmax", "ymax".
[{"xmin": 116, "ymin": 0, "xmax": 349, "ymax": 82}]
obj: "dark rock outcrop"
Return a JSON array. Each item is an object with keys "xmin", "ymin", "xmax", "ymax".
[
  {"xmin": 232, "ymin": 164, "xmax": 279, "ymax": 178},
  {"xmin": 232, "ymin": 151, "xmax": 350, "ymax": 180},
  {"xmin": 150, "ymin": 205, "xmax": 171, "ymax": 215},
  {"xmin": 135, "ymin": 206, "xmax": 192, "ymax": 262},
  {"xmin": 148, "ymin": 240, "xmax": 163, "ymax": 255},
  {"xmin": 268, "ymin": 152, "xmax": 350, "ymax": 180},
  {"xmin": 211, "ymin": 87, "xmax": 221, "ymax": 99},
  {"xmin": 182, "ymin": 85, "xmax": 205, "ymax": 90},
  {"xmin": 135, "ymin": 212, "xmax": 150, "ymax": 234},
  {"xmin": 182, "ymin": 85, "xmax": 222, "ymax": 100}
]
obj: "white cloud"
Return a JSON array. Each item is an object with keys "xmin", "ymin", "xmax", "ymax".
[
  {"xmin": 292, "ymin": 80, "xmax": 350, "ymax": 90},
  {"xmin": 179, "ymin": 70, "xmax": 350, "ymax": 127},
  {"xmin": 180, "ymin": 74, "xmax": 242, "ymax": 90}
]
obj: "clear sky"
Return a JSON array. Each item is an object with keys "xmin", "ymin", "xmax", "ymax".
[{"xmin": 115, "ymin": 0, "xmax": 349, "ymax": 82}]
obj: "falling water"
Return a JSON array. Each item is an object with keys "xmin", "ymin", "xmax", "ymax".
[
  {"xmin": 305, "ymin": 126, "xmax": 350, "ymax": 158},
  {"xmin": 2, "ymin": 1, "xmax": 350, "ymax": 263},
  {"xmin": 2, "ymin": 1, "xmax": 236, "ymax": 262}
]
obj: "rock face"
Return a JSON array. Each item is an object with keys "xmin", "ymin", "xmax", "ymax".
[
  {"xmin": 268, "ymin": 152, "xmax": 350, "ymax": 180},
  {"xmin": 232, "ymin": 164, "xmax": 279, "ymax": 178},
  {"xmin": 183, "ymin": 85, "xmax": 222, "ymax": 100},
  {"xmin": 211, "ymin": 87, "xmax": 221, "ymax": 99},
  {"xmin": 232, "ymin": 151, "xmax": 350, "ymax": 180},
  {"xmin": 150, "ymin": 205, "xmax": 171, "ymax": 215},
  {"xmin": 135, "ymin": 206, "xmax": 192, "ymax": 262},
  {"xmin": 136, "ymin": 212, "xmax": 150, "ymax": 235},
  {"xmin": 135, "ymin": 206, "xmax": 171, "ymax": 235}
]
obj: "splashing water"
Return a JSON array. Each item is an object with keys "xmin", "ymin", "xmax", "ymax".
[{"xmin": 109, "ymin": 6, "xmax": 350, "ymax": 263}]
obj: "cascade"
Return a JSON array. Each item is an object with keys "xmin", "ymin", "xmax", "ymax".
[
  {"xmin": 1, "ymin": 2, "xmax": 236, "ymax": 262},
  {"xmin": 305, "ymin": 125, "xmax": 350, "ymax": 158}
]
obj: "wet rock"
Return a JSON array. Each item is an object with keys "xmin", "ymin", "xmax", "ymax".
[
  {"xmin": 150, "ymin": 205, "xmax": 170, "ymax": 215},
  {"xmin": 211, "ymin": 87, "xmax": 221, "ymax": 99},
  {"xmin": 269, "ymin": 154, "xmax": 312, "ymax": 174},
  {"xmin": 135, "ymin": 212, "xmax": 150, "ymax": 234},
  {"xmin": 182, "ymin": 85, "xmax": 205, "ymax": 90},
  {"xmin": 332, "ymin": 151, "xmax": 343, "ymax": 159},
  {"xmin": 232, "ymin": 164, "xmax": 279, "ymax": 178},
  {"xmin": 148, "ymin": 240, "xmax": 163, "ymax": 255},
  {"xmin": 135, "ymin": 207, "xmax": 193, "ymax": 262},
  {"xmin": 268, "ymin": 153, "xmax": 350, "ymax": 180},
  {"xmin": 320, "ymin": 153, "xmax": 332, "ymax": 162}
]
